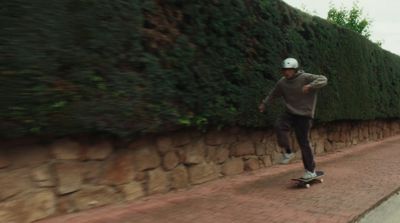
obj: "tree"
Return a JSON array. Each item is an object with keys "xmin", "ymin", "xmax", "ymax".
[{"xmin": 327, "ymin": 2, "xmax": 371, "ymax": 39}]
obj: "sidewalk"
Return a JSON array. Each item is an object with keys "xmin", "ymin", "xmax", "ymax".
[{"xmin": 38, "ymin": 136, "xmax": 400, "ymax": 223}]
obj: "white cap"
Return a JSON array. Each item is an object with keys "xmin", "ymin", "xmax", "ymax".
[{"xmin": 282, "ymin": 58, "xmax": 299, "ymax": 69}]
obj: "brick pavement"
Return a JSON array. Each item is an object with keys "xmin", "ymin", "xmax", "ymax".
[{"xmin": 37, "ymin": 136, "xmax": 400, "ymax": 223}]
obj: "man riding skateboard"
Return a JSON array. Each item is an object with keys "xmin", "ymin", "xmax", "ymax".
[{"xmin": 259, "ymin": 58, "xmax": 328, "ymax": 179}]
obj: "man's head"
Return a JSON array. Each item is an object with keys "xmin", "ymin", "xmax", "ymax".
[{"xmin": 281, "ymin": 58, "xmax": 299, "ymax": 79}]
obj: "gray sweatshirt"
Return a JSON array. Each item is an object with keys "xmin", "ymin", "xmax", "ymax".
[{"xmin": 263, "ymin": 71, "xmax": 328, "ymax": 118}]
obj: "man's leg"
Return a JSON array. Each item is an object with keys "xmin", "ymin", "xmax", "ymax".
[
  {"xmin": 293, "ymin": 116, "xmax": 315, "ymax": 172},
  {"xmin": 275, "ymin": 113, "xmax": 293, "ymax": 154}
]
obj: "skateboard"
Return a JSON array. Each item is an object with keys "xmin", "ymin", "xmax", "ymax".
[{"xmin": 291, "ymin": 171, "xmax": 324, "ymax": 188}]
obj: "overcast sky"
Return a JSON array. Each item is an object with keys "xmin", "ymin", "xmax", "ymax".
[{"xmin": 282, "ymin": 0, "xmax": 400, "ymax": 56}]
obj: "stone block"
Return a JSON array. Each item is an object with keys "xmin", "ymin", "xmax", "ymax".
[
  {"xmin": 205, "ymin": 130, "xmax": 236, "ymax": 146},
  {"xmin": 0, "ymin": 199, "xmax": 23, "ymax": 223},
  {"xmin": 131, "ymin": 145, "xmax": 161, "ymax": 171},
  {"xmin": 84, "ymin": 141, "xmax": 113, "ymax": 160},
  {"xmin": 0, "ymin": 169, "xmax": 30, "ymax": 201},
  {"xmin": 102, "ymin": 150, "xmax": 134, "ymax": 185},
  {"xmin": 8, "ymin": 145, "xmax": 50, "ymax": 168},
  {"xmin": 324, "ymin": 141, "xmax": 335, "ymax": 152},
  {"xmin": 205, "ymin": 145, "xmax": 217, "ymax": 162},
  {"xmin": 31, "ymin": 164, "xmax": 55, "ymax": 187},
  {"xmin": 72, "ymin": 186, "xmax": 120, "ymax": 211},
  {"xmin": 162, "ymin": 151, "xmax": 179, "ymax": 170},
  {"xmin": 147, "ymin": 168, "xmax": 169, "ymax": 194},
  {"xmin": 244, "ymin": 158, "xmax": 260, "ymax": 171},
  {"xmin": 314, "ymin": 140, "xmax": 325, "ymax": 155},
  {"xmin": 82, "ymin": 161, "xmax": 102, "ymax": 184},
  {"xmin": 188, "ymin": 162, "xmax": 219, "ymax": 185},
  {"xmin": 120, "ymin": 182, "xmax": 145, "ymax": 201},
  {"xmin": 156, "ymin": 136, "xmax": 174, "ymax": 154},
  {"xmin": 265, "ymin": 139, "xmax": 278, "ymax": 155},
  {"xmin": 183, "ymin": 140, "xmax": 205, "ymax": 164},
  {"xmin": 0, "ymin": 150, "xmax": 10, "ymax": 169},
  {"xmin": 0, "ymin": 190, "xmax": 56, "ymax": 223},
  {"xmin": 170, "ymin": 165, "xmax": 189, "ymax": 189},
  {"xmin": 231, "ymin": 141, "xmax": 255, "ymax": 156},
  {"xmin": 261, "ymin": 155, "xmax": 273, "ymax": 167},
  {"xmin": 55, "ymin": 161, "xmax": 83, "ymax": 195},
  {"xmin": 215, "ymin": 146, "xmax": 230, "ymax": 163},
  {"xmin": 271, "ymin": 150, "xmax": 283, "ymax": 164},
  {"xmin": 171, "ymin": 132, "xmax": 192, "ymax": 147},
  {"xmin": 255, "ymin": 143, "xmax": 266, "ymax": 156},
  {"xmin": 25, "ymin": 190, "xmax": 56, "ymax": 222},
  {"xmin": 57, "ymin": 196, "xmax": 76, "ymax": 214},
  {"xmin": 250, "ymin": 131, "xmax": 265, "ymax": 143},
  {"xmin": 221, "ymin": 158, "xmax": 244, "ymax": 176},
  {"xmin": 52, "ymin": 139, "xmax": 82, "ymax": 160}
]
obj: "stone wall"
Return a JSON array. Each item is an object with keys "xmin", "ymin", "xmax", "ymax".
[{"xmin": 1, "ymin": 120, "xmax": 399, "ymax": 222}]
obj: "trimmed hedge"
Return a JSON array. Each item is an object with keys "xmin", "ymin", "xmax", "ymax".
[{"xmin": 1, "ymin": 0, "xmax": 400, "ymax": 138}]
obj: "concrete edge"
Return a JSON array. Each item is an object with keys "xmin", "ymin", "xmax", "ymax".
[{"xmin": 350, "ymin": 186, "xmax": 400, "ymax": 223}]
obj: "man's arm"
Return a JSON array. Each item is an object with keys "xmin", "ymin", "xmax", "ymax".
[
  {"xmin": 262, "ymin": 83, "xmax": 282, "ymax": 105},
  {"xmin": 259, "ymin": 83, "xmax": 282, "ymax": 113},
  {"xmin": 304, "ymin": 73, "xmax": 328, "ymax": 89},
  {"xmin": 302, "ymin": 73, "xmax": 327, "ymax": 93}
]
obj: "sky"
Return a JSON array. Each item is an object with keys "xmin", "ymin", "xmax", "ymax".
[{"xmin": 282, "ymin": 0, "xmax": 400, "ymax": 56}]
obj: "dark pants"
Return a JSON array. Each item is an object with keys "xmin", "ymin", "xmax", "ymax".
[{"xmin": 275, "ymin": 112, "xmax": 315, "ymax": 172}]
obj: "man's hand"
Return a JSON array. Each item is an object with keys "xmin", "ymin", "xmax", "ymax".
[
  {"xmin": 302, "ymin": 84, "xmax": 312, "ymax": 93},
  {"xmin": 258, "ymin": 103, "xmax": 266, "ymax": 113}
]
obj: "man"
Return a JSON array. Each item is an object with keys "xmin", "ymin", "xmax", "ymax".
[{"xmin": 259, "ymin": 58, "xmax": 328, "ymax": 179}]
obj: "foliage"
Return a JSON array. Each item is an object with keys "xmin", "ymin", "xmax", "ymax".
[
  {"xmin": 1, "ymin": 0, "xmax": 400, "ymax": 138},
  {"xmin": 327, "ymin": 2, "xmax": 371, "ymax": 38}
]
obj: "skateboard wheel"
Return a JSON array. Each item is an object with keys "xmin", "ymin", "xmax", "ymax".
[
  {"xmin": 320, "ymin": 179, "xmax": 324, "ymax": 183},
  {"xmin": 306, "ymin": 184, "xmax": 310, "ymax": 188}
]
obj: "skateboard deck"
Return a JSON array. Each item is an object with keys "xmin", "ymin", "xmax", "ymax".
[{"xmin": 291, "ymin": 171, "xmax": 324, "ymax": 188}]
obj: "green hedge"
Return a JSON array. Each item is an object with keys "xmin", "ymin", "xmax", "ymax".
[{"xmin": 1, "ymin": 0, "xmax": 400, "ymax": 138}]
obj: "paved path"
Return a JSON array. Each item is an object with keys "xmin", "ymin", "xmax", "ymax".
[
  {"xmin": 356, "ymin": 191, "xmax": 400, "ymax": 223},
  {"xmin": 38, "ymin": 136, "xmax": 400, "ymax": 223}
]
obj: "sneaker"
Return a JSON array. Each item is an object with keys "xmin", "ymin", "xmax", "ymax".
[
  {"xmin": 280, "ymin": 152, "xmax": 295, "ymax": 164},
  {"xmin": 302, "ymin": 170, "xmax": 317, "ymax": 180}
]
